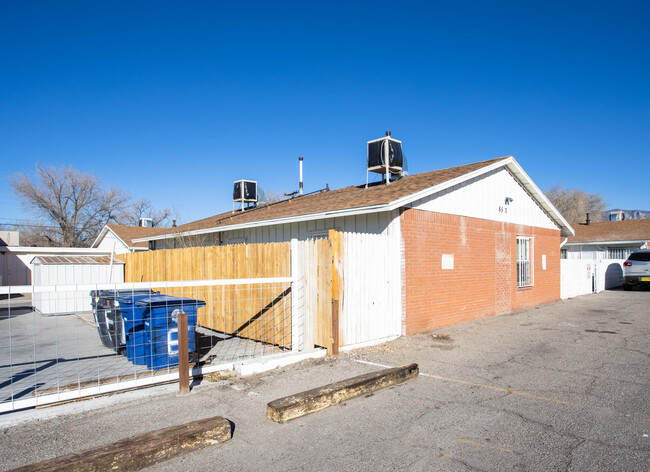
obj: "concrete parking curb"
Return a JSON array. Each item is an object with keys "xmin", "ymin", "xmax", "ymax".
[
  {"xmin": 267, "ymin": 363, "xmax": 419, "ymax": 423},
  {"xmin": 8, "ymin": 415, "xmax": 231, "ymax": 472}
]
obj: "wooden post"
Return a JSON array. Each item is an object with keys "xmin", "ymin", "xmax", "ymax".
[
  {"xmin": 178, "ymin": 311, "xmax": 190, "ymax": 394},
  {"xmin": 331, "ymin": 299, "xmax": 339, "ymax": 357},
  {"xmin": 329, "ymin": 229, "xmax": 343, "ymax": 357}
]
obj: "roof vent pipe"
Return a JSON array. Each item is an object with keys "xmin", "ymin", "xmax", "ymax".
[
  {"xmin": 299, "ymin": 157, "xmax": 303, "ymax": 196},
  {"xmin": 586, "ymin": 213, "xmax": 591, "ymax": 225},
  {"xmin": 386, "ymin": 131, "xmax": 391, "ymax": 137}
]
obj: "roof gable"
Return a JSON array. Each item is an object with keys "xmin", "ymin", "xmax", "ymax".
[{"xmin": 93, "ymin": 224, "xmax": 170, "ymax": 249}]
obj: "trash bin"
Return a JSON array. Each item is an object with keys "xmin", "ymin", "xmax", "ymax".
[
  {"xmin": 117, "ymin": 294, "xmax": 205, "ymax": 370},
  {"xmin": 117, "ymin": 293, "xmax": 160, "ymax": 366},
  {"xmin": 142, "ymin": 295, "xmax": 206, "ymax": 370},
  {"xmin": 90, "ymin": 289, "xmax": 159, "ymax": 353}
]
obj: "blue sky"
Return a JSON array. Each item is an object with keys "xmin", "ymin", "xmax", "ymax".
[{"xmin": 1, "ymin": 1, "xmax": 648, "ymax": 227}]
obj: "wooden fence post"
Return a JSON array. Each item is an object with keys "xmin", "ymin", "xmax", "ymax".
[
  {"xmin": 290, "ymin": 238, "xmax": 301, "ymax": 352},
  {"xmin": 329, "ymin": 230, "xmax": 343, "ymax": 357},
  {"xmin": 178, "ymin": 312, "xmax": 190, "ymax": 395}
]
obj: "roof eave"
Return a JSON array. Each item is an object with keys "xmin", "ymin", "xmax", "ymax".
[
  {"xmin": 134, "ymin": 156, "xmax": 575, "ymax": 242},
  {"xmin": 565, "ymin": 239, "xmax": 649, "ymax": 246},
  {"xmin": 502, "ymin": 158, "xmax": 575, "ymax": 237},
  {"xmin": 92, "ymin": 225, "xmax": 131, "ymax": 250},
  {"xmin": 132, "ymin": 203, "xmax": 392, "ymax": 243}
]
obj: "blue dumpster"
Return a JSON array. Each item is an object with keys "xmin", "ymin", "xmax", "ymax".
[
  {"xmin": 118, "ymin": 293, "xmax": 160, "ymax": 366},
  {"xmin": 142, "ymin": 295, "xmax": 205, "ymax": 370},
  {"xmin": 118, "ymin": 294, "xmax": 205, "ymax": 370},
  {"xmin": 90, "ymin": 289, "xmax": 159, "ymax": 354}
]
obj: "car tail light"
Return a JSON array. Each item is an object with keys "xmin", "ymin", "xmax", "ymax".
[{"xmin": 623, "ymin": 261, "xmax": 632, "ymax": 267}]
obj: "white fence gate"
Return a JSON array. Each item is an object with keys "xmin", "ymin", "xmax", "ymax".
[{"xmin": 561, "ymin": 259, "xmax": 625, "ymax": 299}]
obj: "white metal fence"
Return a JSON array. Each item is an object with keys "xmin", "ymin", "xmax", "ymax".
[
  {"xmin": 0, "ymin": 277, "xmax": 304, "ymax": 413},
  {"xmin": 560, "ymin": 259, "xmax": 624, "ymax": 299}
]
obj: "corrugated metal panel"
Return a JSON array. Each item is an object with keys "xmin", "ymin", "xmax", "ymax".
[
  {"xmin": 32, "ymin": 255, "xmax": 123, "ymax": 265},
  {"xmin": 410, "ymin": 167, "xmax": 558, "ymax": 230}
]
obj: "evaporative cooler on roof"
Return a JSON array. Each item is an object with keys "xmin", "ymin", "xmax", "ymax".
[
  {"xmin": 367, "ymin": 132, "xmax": 403, "ymax": 185},
  {"xmin": 233, "ymin": 179, "xmax": 258, "ymax": 212}
]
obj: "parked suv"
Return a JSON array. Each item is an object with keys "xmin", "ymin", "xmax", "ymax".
[{"xmin": 622, "ymin": 249, "xmax": 650, "ymax": 290}]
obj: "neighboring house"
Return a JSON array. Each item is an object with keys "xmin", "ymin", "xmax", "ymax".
[
  {"xmin": 92, "ymin": 224, "xmax": 169, "ymax": 255},
  {"xmin": 559, "ymin": 219, "xmax": 649, "ymax": 298},
  {"xmin": 135, "ymin": 155, "xmax": 573, "ymax": 345},
  {"xmin": 0, "ymin": 231, "xmax": 20, "ymax": 247},
  {"xmin": 563, "ymin": 219, "xmax": 650, "ymax": 260}
]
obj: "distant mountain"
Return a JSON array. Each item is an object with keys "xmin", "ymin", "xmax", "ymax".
[{"xmin": 606, "ymin": 209, "xmax": 650, "ymax": 221}]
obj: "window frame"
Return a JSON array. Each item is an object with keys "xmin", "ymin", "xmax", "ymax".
[{"xmin": 516, "ymin": 236, "xmax": 534, "ymax": 287}]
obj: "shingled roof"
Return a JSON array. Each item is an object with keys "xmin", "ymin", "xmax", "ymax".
[
  {"xmin": 566, "ymin": 219, "xmax": 650, "ymax": 244},
  {"xmin": 137, "ymin": 155, "xmax": 574, "ymax": 242}
]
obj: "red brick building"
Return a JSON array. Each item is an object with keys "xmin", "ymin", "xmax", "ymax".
[{"xmin": 138, "ymin": 155, "xmax": 574, "ymax": 348}]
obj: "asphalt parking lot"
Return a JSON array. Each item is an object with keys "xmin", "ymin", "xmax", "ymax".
[{"xmin": 1, "ymin": 289, "xmax": 648, "ymax": 471}]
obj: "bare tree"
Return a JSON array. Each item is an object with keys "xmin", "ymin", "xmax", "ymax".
[
  {"xmin": 120, "ymin": 198, "xmax": 172, "ymax": 227},
  {"xmin": 261, "ymin": 190, "xmax": 288, "ymax": 203},
  {"xmin": 545, "ymin": 185, "xmax": 607, "ymax": 224},
  {"xmin": 11, "ymin": 165, "xmax": 131, "ymax": 247}
]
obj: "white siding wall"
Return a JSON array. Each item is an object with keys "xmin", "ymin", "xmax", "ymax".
[
  {"xmin": 95, "ymin": 231, "xmax": 131, "ymax": 255},
  {"xmin": 339, "ymin": 211, "xmax": 402, "ymax": 347},
  {"xmin": 32, "ymin": 263, "xmax": 125, "ymax": 315},
  {"xmin": 410, "ymin": 167, "xmax": 558, "ymax": 230}
]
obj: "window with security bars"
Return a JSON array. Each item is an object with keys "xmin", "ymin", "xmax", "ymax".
[
  {"xmin": 517, "ymin": 237, "xmax": 533, "ymax": 287},
  {"xmin": 607, "ymin": 247, "xmax": 634, "ymax": 259}
]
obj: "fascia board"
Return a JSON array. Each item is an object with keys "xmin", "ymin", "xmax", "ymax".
[
  {"xmin": 564, "ymin": 240, "xmax": 648, "ymax": 246},
  {"xmin": 90, "ymin": 225, "xmax": 109, "ymax": 248},
  {"xmin": 2, "ymin": 246, "xmax": 113, "ymax": 255},
  {"xmin": 503, "ymin": 159, "xmax": 575, "ymax": 237},
  {"xmin": 91, "ymin": 225, "xmax": 130, "ymax": 250}
]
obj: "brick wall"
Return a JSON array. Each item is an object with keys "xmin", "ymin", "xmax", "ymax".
[{"xmin": 402, "ymin": 209, "xmax": 561, "ymax": 334}]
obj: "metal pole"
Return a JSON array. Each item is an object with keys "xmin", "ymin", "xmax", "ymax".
[{"xmin": 178, "ymin": 311, "xmax": 190, "ymax": 394}]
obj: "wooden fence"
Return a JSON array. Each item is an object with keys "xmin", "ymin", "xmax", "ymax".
[
  {"xmin": 120, "ymin": 237, "xmax": 342, "ymax": 353},
  {"xmin": 121, "ymin": 243, "xmax": 292, "ymax": 347}
]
